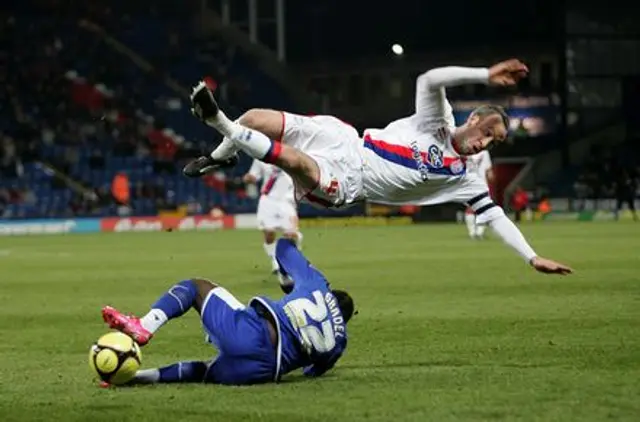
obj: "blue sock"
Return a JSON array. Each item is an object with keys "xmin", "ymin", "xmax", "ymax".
[
  {"xmin": 150, "ymin": 279, "xmax": 198, "ymax": 319},
  {"xmin": 158, "ymin": 361, "xmax": 209, "ymax": 383},
  {"xmin": 140, "ymin": 279, "xmax": 200, "ymax": 334}
]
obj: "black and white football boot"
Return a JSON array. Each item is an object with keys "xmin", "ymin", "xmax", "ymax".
[
  {"xmin": 183, "ymin": 80, "xmax": 238, "ymax": 178},
  {"xmin": 182, "ymin": 154, "xmax": 238, "ymax": 178}
]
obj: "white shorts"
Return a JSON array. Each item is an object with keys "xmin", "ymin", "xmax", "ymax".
[
  {"xmin": 256, "ymin": 195, "xmax": 298, "ymax": 232},
  {"xmin": 280, "ymin": 112, "xmax": 364, "ymax": 208}
]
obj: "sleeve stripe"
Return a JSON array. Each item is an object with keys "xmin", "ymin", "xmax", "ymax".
[
  {"xmin": 467, "ymin": 192, "xmax": 489, "ymax": 206},
  {"xmin": 475, "ymin": 203, "xmax": 497, "ymax": 215}
]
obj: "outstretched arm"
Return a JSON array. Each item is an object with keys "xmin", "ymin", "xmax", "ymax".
[
  {"xmin": 417, "ymin": 66, "xmax": 490, "ymax": 92},
  {"xmin": 416, "ymin": 59, "xmax": 528, "ymax": 115},
  {"xmin": 415, "ymin": 66, "xmax": 488, "ymax": 117},
  {"xmin": 243, "ymin": 159, "xmax": 265, "ymax": 184},
  {"xmin": 467, "ymin": 192, "xmax": 572, "ymax": 275},
  {"xmin": 490, "ymin": 213, "xmax": 572, "ymax": 274}
]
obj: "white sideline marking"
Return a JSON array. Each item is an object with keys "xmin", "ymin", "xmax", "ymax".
[{"xmin": 0, "ymin": 250, "xmax": 71, "ymax": 258}]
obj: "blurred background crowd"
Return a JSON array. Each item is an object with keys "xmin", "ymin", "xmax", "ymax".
[{"xmin": 1, "ymin": 0, "xmax": 639, "ymax": 221}]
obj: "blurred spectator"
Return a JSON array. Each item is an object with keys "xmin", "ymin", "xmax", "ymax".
[
  {"xmin": 111, "ymin": 172, "xmax": 130, "ymax": 206},
  {"xmin": 185, "ymin": 196, "xmax": 203, "ymax": 215},
  {"xmin": 572, "ymin": 173, "xmax": 590, "ymax": 211},
  {"xmin": 537, "ymin": 196, "xmax": 551, "ymax": 216},
  {"xmin": 613, "ymin": 167, "xmax": 638, "ymax": 221},
  {"xmin": 0, "ymin": 5, "xmax": 269, "ymax": 220},
  {"xmin": 511, "ymin": 186, "xmax": 529, "ymax": 222}
]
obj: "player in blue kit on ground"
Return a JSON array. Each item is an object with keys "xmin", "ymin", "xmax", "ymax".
[{"xmin": 101, "ymin": 238, "xmax": 354, "ymax": 386}]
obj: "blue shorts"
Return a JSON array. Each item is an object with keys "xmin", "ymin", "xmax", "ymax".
[{"xmin": 200, "ymin": 287, "xmax": 277, "ymax": 385}]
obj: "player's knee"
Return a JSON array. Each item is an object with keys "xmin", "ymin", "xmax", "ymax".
[
  {"xmin": 263, "ymin": 230, "xmax": 277, "ymax": 243},
  {"xmin": 239, "ymin": 108, "xmax": 283, "ymax": 140},
  {"xmin": 192, "ymin": 278, "xmax": 217, "ymax": 292},
  {"xmin": 282, "ymin": 231, "xmax": 297, "ymax": 240},
  {"xmin": 191, "ymin": 278, "xmax": 218, "ymax": 312}
]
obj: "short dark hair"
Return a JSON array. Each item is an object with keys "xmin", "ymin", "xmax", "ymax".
[
  {"xmin": 332, "ymin": 289, "xmax": 355, "ymax": 323},
  {"xmin": 471, "ymin": 105, "xmax": 510, "ymax": 130}
]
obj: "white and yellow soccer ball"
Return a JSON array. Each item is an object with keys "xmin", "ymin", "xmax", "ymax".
[{"xmin": 89, "ymin": 332, "xmax": 141, "ymax": 385}]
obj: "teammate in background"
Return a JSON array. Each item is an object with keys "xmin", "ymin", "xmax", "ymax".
[
  {"xmin": 464, "ymin": 150, "xmax": 494, "ymax": 239},
  {"xmin": 243, "ymin": 159, "xmax": 303, "ymax": 274},
  {"xmin": 184, "ymin": 59, "xmax": 572, "ymax": 275},
  {"xmin": 613, "ymin": 168, "xmax": 638, "ymax": 221},
  {"xmin": 101, "ymin": 238, "xmax": 354, "ymax": 386}
]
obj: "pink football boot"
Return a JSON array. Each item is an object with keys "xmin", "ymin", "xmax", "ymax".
[{"xmin": 101, "ymin": 306, "xmax": 153, "ymax": 346}]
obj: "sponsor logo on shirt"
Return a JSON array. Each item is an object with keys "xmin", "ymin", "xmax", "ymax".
[
  {"xmin": 426, "ymin": 145, "xmax": 444, "ymax": 168},
  {"xmin": 450, "ymin": 159, "xmax": 465, "ymax": 175},
  {"xmin": 409, "ymin": 141, "xmax": 430, "ymax": 181}
]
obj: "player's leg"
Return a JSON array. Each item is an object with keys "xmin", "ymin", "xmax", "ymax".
[
  {"xmin": 628, "ymin": 196, "xmax": 638, "ymax": 221},
  {"xmin": 464, "ymin": 207, "xmax": 477, "ymax": 239},
  {"xmin": 237, "ymin": 111, "xmax": 322, "ymax": 191},
  {"xmin": 222, "ymin": 109, "xmax": 322, "ymax": 190},
  {"xmin": 102, "ymin": 278, "xmax": 217, "ymax": 345},
  {"xmin": 277, "ymin": 229, "xmax": 300, "ymax": 293},
  {"xmin": 257, "ymin": 197, "xmax": 285, "ymax": 273},
  {"xmin": 129, "ymin": 360, "xmax": 213, "ymax": 384},
  {"xmin": 615, "ymin": 197, "xmax": 623, "ymax": 220},
  {"xmin": 281, "ymin": 207, "xmax": 302, "ymax": 249},
  {"xmin": 262, "ymin": 229, "xmax": 280, "ymax": 273},
  {"xmin": 276, "ymin": 208, "xmax": 302, "ymax": 291},
  {"xmin": 184, "ymin": 82, "xmax": 321, "ymax": 194},
  {"xmin": 125, "ymin": 281, "xmax": 263, "ymax": 386},
  {"xmin": 283, "ymin": 230, "xmax": 303, "ymax": 249},
  {"xmin": 197, "ymin": 283, "xmax": 278, "ymax": 385},
  {"xmin": 210, "ymin": 108, "xmax": 283, "ymax": 160},
  {"xmin": 474, "ymin": 223, "xmax": 487, "ymax": 238}
]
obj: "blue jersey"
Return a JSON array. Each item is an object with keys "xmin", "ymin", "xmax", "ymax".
[{"xmin": 249, "ymin": 239, "xmax": 348, "ymax": 381}]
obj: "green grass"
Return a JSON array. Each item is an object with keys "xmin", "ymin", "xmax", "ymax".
[{"xmin": 0, "ymin": 222, "xmax": 639, "ymax": 422}]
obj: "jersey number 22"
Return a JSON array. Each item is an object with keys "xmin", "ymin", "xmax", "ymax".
[{"xmin": 286, "ymin": 291, "xmax": 336, "ymax": 354}]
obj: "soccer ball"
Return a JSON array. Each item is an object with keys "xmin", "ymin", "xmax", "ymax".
[{"xmin": 89, "ymin": 332, "xmax": 141, "ymax": 385}]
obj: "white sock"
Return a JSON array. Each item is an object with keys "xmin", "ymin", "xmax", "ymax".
[
  {"xmin": 464, "ymin": 213, "xmax": 476, "ymax": 237},
  {"xmin": 209, "ymin": 111, "xmax": 274, "ymax": 160},
  {"xmin": 232, "ymin": 127, "xmax": 274, "ymax": 160},
  {"xmin": 205, "ymin": 109, "xmax": 237, "ymax": 136},
  {"xmin": 271, "ymin": 258, "xmax": 280, "ymax": 272},
  {"xmin": 475, "ymin": 224, "xmax": 487, "ymax": 237},
  {"xmin": 263, "ymin": 242, "xmax": 277, "ymax": 268},
  {"xmin": 295, "ymin": 232, "xmax": 303, "ymax": 249},
  {"xmin": 210, "ymin": 136, "xmax": 239, "ymax": 160},
  {"xmin": 133, "ymin": 368, "xmax": 160, "ymax": 384},
  {"xmin": 139, "ymin": 309, "xmax": 168, "ymax": 334}
]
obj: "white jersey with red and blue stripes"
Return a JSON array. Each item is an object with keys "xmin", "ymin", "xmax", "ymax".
[
  {"xmin": 361, "ymin": 113, "xmax": 487, "ymax": 206},
  {"xmin": 466, "ymin": 150, "xmax": 492, "ymax": 180},
  {"xmin": 359, "ymin": 66, "xmax": 493, "ymax": 208}
]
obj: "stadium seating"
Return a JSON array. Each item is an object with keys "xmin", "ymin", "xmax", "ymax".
[{"xmin": 2, "ymin": 6, "xmax": 303, "ymax": 218}]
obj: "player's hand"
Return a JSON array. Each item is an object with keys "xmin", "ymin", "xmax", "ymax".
[
  {"xmin": 242, "ymin": 174, "xmax": 256, "ymax": 184},
  {"xmin": 488, "ymin": 59, "xmax": 529, "ymax": 86},
  {"xmin": 529, "ymin": 256, "xmax": 573, "ymax": 275}
]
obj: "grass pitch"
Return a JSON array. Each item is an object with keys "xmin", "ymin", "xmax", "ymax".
[{"xmin": 0, "ymin": 222, "xmax": 639, "ymax": 422}]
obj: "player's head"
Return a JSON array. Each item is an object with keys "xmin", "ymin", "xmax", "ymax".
[
  {"xmin": 331, "ymin": 289, "xmax": 355, "ymax": 323},
  {"xmin": 453, "ymin": 105, "xmax": 509, "ymax": 156}
]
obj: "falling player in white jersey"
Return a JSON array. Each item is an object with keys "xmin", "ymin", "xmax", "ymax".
[
  {"xmin": 464, "ymin": 150, "xmax": 494, "ymax": 239},
  {"xmin": 184, "ymin": 58, "xmax": 572, "ymax": 276},
  {"xmin": 243, "ymin": 159, "xmax": 303, "ymax": 274}
]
